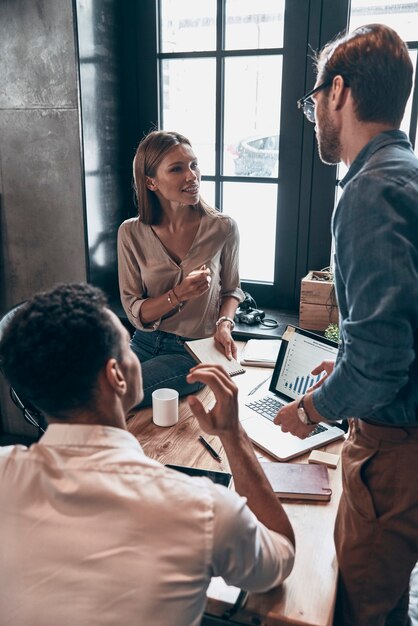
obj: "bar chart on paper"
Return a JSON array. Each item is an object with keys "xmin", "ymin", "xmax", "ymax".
[{"xmin": 276, "ymin": 332, "xmax": 338, "ymax": 400}]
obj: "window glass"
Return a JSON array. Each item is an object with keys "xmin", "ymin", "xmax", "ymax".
[
  {"xmin": 161, "ymin": 58, "xmax": 216, "ymax": 175},
  {"xmin": 160, "ymin": 0, "xmax": 216, "ymax": 52},
  {"xmin": 225, "ymin": 0, "xmax": 285, "ymax": 50},
  {"xmin": 199, "ymin": 180, "xmax": 216, "ymax": 209},
  {"xmin": 349, "ymin": 0, "xmax": 418, "ymax": 41},
  {"xmin": 223, "ymin": 182, "xmax": 277, "ymax": 282},
  {"xmin": 223, "ymin": 56, "xmax": 282, "ymax": 177}
]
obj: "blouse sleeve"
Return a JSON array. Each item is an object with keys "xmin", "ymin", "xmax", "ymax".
[
  {"xmin": 117, "ymin": 222, "xmax": 161, "ymax": 331},
  {"xmin": 220, "ymin": 218, "xmax": 244, "ymax": 303}
]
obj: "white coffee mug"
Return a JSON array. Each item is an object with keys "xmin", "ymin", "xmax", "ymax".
[{"xmin": 152, "ymin": 388, "xmax": 179, "ymax": 427}]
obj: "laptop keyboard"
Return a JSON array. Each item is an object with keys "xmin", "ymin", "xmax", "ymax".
[
  {"xmin": 245, "ymin": 395, "xmax": 327, "ymax": 437},
  {"xmin": 246, "ymin": 396, "xmax": 285, "ymax": 420}
]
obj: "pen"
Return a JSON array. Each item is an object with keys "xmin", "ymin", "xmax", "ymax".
[
  {"xmin": 248, "ymin": 375, "xmax": 271, "ymax": 396},
  {"xmin": 198, "ymin": 435, "xmax": 222, "ymax": 462}
]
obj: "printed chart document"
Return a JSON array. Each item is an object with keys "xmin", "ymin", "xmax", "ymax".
[
  {"xmin": 260, "ymin": 462, "xmax": 332, "ymax": 501},
  {"xmin": 240, "ymin": 339, "xmax": 282, "ymax": 367},
  {"xmin": 184, "ymin": 337, "xmax": 245, "ymax": 377}
]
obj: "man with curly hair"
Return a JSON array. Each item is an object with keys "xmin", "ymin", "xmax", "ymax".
[{"xmin": 0, "ymin": 283, "xmax": 294, "ymax": 626}]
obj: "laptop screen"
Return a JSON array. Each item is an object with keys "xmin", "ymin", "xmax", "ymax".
[{"xmin": 270, "ymin": 326, "xmax": 338, "ymax": 402}]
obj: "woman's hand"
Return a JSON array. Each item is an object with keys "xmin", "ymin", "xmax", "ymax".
[
  {"xmin": 175, "ymin": 266, "xmax": 211, "ymax": 303},
  {"xmin": 214, "ymin": 321, "xmax": 237, "ymax": 360}
]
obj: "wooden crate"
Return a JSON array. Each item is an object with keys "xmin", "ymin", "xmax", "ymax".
[{"xmin": 299, "ymin": 271, "xmax": 338, "ymax": 331}]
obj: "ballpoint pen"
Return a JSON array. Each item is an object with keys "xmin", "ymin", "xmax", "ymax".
[
  {"xmin": 198, "ymin": 435, "xmax": 222, "ymax": 462},
  {"xmin": 248, "ymin": 375, "xmax": 271, "ymax": 396}
]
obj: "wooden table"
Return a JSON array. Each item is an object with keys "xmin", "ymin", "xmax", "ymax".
[{"xmin": 126, "ymin": 346, "xmax": 344, "ymax": 626}]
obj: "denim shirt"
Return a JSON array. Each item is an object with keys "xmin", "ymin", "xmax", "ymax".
[{"xmin": 313, "ymin": 131, "xmax": 418, "ymax": 425}]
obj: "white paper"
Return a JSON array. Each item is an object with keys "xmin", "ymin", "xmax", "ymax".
[{"xmin": 240, "ymin": 339, "xmax": 281, "ymax": 366}]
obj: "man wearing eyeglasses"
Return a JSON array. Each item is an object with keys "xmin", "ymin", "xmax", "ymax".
[{"xmin": 274, "ymin": 24, "xmax": 418, "ymax": 626}]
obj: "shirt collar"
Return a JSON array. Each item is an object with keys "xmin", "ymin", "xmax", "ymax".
[
  {"xmin": 340, "ymin": 129, "xmax": 411, "ymax": 189},
  {"xmin": 39, "ymin": 423, "xmax": 144, "ymax": 453}
]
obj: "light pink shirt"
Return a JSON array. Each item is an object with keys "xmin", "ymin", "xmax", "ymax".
[
  {"xmin": 117, "ymin": 212, "xmax": 244, "ymax": 337},
  {"xmin": 0, "ymin": 424, "xmax": 294, "ymax": 626}
]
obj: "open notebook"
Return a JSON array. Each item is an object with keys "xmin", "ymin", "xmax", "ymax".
[{"xmin": 184, "ymin": 337, "xmax": 245, "ymax": 377}]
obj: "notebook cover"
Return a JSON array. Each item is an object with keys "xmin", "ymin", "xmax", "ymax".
[
  {"xmin": 260, "ymin": 461, "xmax": 332, "ymax": 501},
  {"xmin": 184, "ymin": 337, "xmax": 245, "ymax": 377}
]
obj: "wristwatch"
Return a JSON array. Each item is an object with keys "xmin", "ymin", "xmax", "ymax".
[
  {"xmin": 215, "ymin": 316, "xmax": 235, "ymax": 330},
  {"xmin": 297, "ymin": 395, "xmax": 316, "ymax": 426}
]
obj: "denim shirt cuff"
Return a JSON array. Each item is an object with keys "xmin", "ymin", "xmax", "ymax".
[{"xmin": 312, "ymin": 388, "xmax": 339, "ymax": 422}]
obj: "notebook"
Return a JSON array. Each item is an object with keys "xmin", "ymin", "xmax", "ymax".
[
  {"xmin": 260, "ymin": 461, "xmax": 332, "ymax": 501},
  {"xmin": 240, "ymin": 339, "xmax": 282, "ymax": 367},
  {"xmin": 184, "ymin": 337, "xmax": 245, "ymax": 377},
  {"xmin": 239, "ymin": 325, "xmax": 345, "ymax": 461}
]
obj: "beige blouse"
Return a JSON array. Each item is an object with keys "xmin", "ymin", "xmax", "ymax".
[{"xmin": 117, "ymin": 212, "xmax": 244, "ymax": 338}]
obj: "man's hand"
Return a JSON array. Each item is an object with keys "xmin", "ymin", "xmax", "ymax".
[
  {"xmin": 187, "ymin": 363, "xmax": 295, "ymax": 547},
  {"xmin": 186, "ymin": 364, "xmax": 240, "ymax": 436},
  {"xmin": 307, "ymin": 360, "xmax": 335, "ymax": 392},
  {"xmin": 273, "ymin": 399, "xmax": 318, "ymax": 439},
  {"xmin": 214, "ymin": 323, "xmax": 237, "ymax": 360}
]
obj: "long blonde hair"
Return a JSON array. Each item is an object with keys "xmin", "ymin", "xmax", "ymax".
[{"xmin": 133, "ymin": 130, "xmax": 218, "ymax": 224}]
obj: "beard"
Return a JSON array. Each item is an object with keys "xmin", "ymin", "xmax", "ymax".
[{"xmin": 316, "ymin": 106, "xmax": 342, "ymax": 165}]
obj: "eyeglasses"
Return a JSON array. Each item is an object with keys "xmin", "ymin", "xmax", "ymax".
[
  {"xmin": 9, "ymin": 386, "xmax": 46, "ymax": 433},
  {"xmin": 297, "ymin": 79, "xmax": 333, "ymax": 123}
]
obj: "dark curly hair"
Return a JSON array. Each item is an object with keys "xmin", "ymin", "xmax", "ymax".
[{"xmin": 0, "ymin": 283, "xmax": 122, "ymax": 418}]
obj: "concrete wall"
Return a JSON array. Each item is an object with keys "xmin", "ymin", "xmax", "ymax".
[
  {"xmin": 0, "ymin": 0, "xmax": 125, "ymax": 437},
  {"xmin": 0, "ymin": 0, "xmax": 87, "ymax": 311}
]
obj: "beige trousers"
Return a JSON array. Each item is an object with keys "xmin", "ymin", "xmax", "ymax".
[{"xmin": 334, "ymin": 420, "xmax": 418, "ymax": 626}]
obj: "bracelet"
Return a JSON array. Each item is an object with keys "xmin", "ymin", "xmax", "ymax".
[
  {"xmin": 215, "ymin": 316, "xmax": 235, "ymax": 330},
  {"xmin": 172, "ymin": 287, "xmax": 181, "ymax": 305},
  {"xmin": 168, "ymin": 289, "xmax": 183, "ymax": 312}
]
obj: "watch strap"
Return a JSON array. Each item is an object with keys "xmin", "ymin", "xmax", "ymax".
[{"xmin": 297, "ymin": 395, "xmax": 316, "ymax": 425}]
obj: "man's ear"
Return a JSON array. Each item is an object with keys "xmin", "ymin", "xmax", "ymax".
[
  {"xmin": 331, "ymin": 75, "xmax": 349, "ymax": 111},
  {"xmin": 105, "ymin": 358, "xmax": 127, "ymax": 397},
  {"xmin": 145, "ymin": 176, "xmax": 157, "ymax": 191}
]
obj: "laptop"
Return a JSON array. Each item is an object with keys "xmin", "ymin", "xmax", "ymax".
[{"xmin": 239, "ymin": 325, "xmax": 345, "ymax": 461}]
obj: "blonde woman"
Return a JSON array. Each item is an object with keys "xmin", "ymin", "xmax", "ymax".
[{"xmin": 118, "ymin": 130, "xmax": 243, "ymax": 407}]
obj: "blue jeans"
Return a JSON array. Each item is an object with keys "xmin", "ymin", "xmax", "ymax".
[{"xmin": 130, "ymin": 329, "xmax": 204, "ymax": 408}]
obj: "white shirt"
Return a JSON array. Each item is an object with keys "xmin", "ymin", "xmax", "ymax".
[{"xmin": 0, "ymin": 424, "xmax": 294, "ymax": 626}]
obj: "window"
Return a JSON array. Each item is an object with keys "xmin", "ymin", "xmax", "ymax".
[
  {"xmin": 152, "ymin": 1, "xmax": 350, "ymax": 309},
  {"xmin": 158, "ymin": 0, "xmax": 285, "ymax": 288}
]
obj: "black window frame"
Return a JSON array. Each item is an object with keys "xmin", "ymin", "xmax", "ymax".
[{"xmin": 131, "ymin": 0, "xmax": 418, "ymax": 311}]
